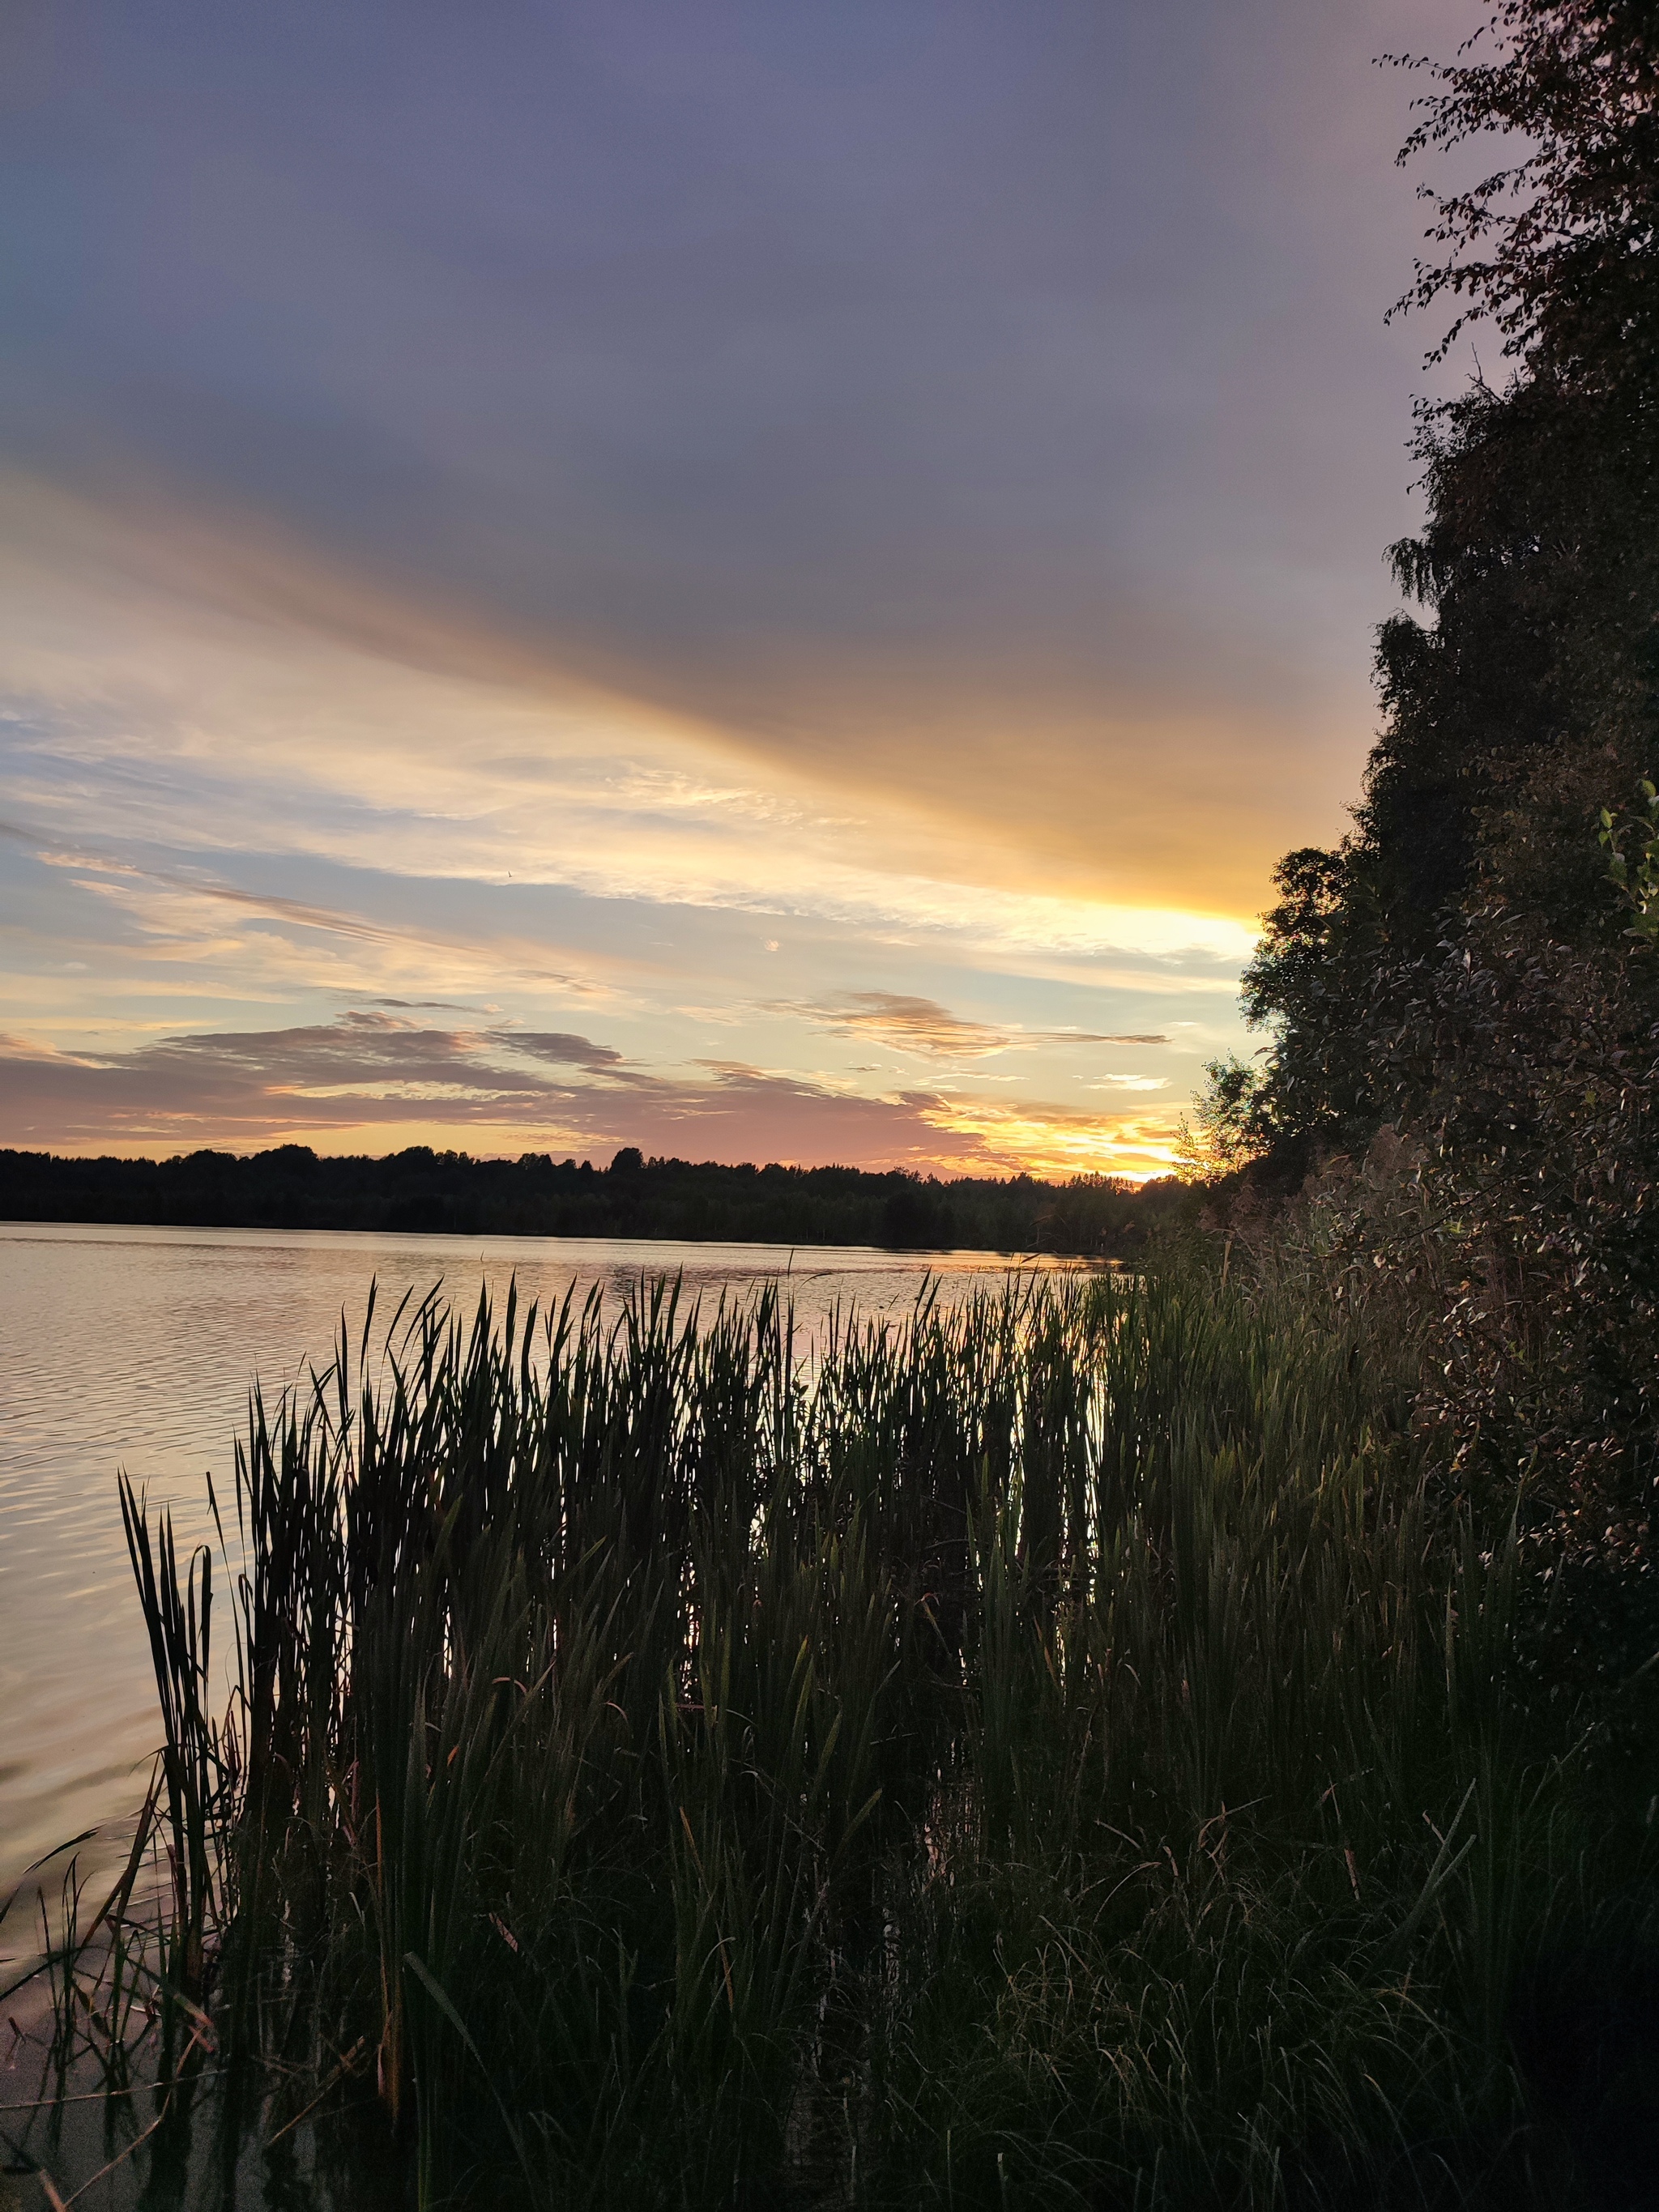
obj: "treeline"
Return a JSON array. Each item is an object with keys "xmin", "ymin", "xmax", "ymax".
[
  {"xmin": 0, "ymin": 1143, "xmax": 1196, "ymax": 1255},
  {"xmin": 1202, "ymin": 2, "xmax": 1659, "ymax": 1549}
]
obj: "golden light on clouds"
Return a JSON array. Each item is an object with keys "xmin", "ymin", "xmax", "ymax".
[
  {"xmin": 913, "ymin": 1097, "xmax": 1186, "ymax": 1182},
  {"xmin": 0, "ymin": 467, "xmax": 1262, "ymax": 1187},
  {"xmin": 0, "ymin": 471, "xmax": 1296, "ymax": 936},
  {"xmin": 0, "ymin": 0, "xmax": 1447, "ymax": 1175}
]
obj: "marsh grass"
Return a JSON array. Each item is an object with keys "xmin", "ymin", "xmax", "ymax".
[{"xmin": 36, "ymin": 1258, "xmax": 1659, "ymax": 2206}]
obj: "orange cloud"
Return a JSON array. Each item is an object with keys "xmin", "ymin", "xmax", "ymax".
[
  {"xmin": 0, "ymin": 1016, "xmax": 1180, "ymax": 1179},
  {"xmin": 774, "ymin": 991, "xmax": 1166, "ymax": 1060},
  {"xmin": 910, "ymin": 1094, "xmax": 1184, "ymax": 1181}
]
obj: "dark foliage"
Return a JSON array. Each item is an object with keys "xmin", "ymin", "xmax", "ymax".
[
  {"xmin": 1199, "ymin": 0, "xmax": 1659, "ymax": 1546},
  {"xmin": 1389, "ymin": 0, "xmax": 1659, "ymax": 386},
  {"xmin": 1234, "ymin": 2, "xmax": 1659, "ymax": 1162},
  {"xmin": 1391, "ymin": 910, "xmax": 1659, "ymax": 1524},
  {"xmin": 1235, "ymin": 369, "xmax": 1659, "ymax": 1177},
  {"xmin": 41, "ymin": 1264, "xmax": 1659, "ymax": 2209},
  {"xmin": 1236, "ymin": 912, "xmax": 1659, "ymax": 1541},
  {"xmin": 0, "ymin": 1144, "xmax": 1197, "ymax": 1257}
]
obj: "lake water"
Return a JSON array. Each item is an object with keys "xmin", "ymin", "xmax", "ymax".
[{"xmin": 0, "ymin": 1221, "xmax": 1085, "ymax": 1904}]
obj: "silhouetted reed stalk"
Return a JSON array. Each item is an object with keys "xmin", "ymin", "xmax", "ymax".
[{"xmin": 42, "ymin": 1260, "xmax": 1659, "ymax": 2206}]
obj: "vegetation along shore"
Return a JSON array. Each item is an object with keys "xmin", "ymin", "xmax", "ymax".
[
  {"xmin": 0, "ymin": 1147, "xmax": 1196, "ymax": 1255},
  {"xmin": 8, "ymin": 6, "xmax": 1659, "ymax": 2205},
  {"xmin": 10, "ymin": 1247, "xmax": 1657, "ymax": 2208}
]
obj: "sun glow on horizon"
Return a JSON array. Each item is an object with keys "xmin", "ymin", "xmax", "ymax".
[
  {"xmin": 0, "ymin": 482, "xmax": 1260, "ymax": 1166},
  {"xmin": 0, "ymin": 0, "xmax": 1420, "ymax": 1173}
]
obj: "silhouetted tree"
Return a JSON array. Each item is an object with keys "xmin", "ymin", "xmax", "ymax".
[{"xmin": 1226, "ymin": 2, "xmax": 1659, "ymax": 1174}]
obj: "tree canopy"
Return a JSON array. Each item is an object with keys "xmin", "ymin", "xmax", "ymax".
[
  {"xmin": 1200, "ymin": 1, "xmax": 1659, "ymax": 1528},
  {"xmin": 1215, "ymin": 0, "xmax": 1659, "ymax": 1175}
]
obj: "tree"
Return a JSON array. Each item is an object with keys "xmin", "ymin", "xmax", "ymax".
[
  {"xmin": 1389, "ymin": 0, "xmax": 1659, "ymax": 390},
  {"xmin": 1239, "ymin": 2, "xmax": 1659, "ymax": 1166}
]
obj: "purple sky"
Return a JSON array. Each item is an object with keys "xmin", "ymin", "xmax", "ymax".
[{"xmin": 0, "ymin": 0, "xmax": 1481, "ymax": 1173}]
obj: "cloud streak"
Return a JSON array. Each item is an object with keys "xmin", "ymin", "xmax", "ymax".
[
  {"xmin": 0, "ymin": 1014, "xmax": 1180, "ymax": 1178},
  {"xmin": 0, "ymin": 1, "xmax": 1461, "ymax": 1170},
  {"xmin": 775, "ymin": 991, "xmax": 1166, "ymax": 1060},
  {"xmin": 0, "ymin": 0, "xmax": 1447, "ymax": 914}
]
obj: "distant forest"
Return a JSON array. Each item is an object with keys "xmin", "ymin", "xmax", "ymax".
[{"xmin": 0, "ymin": 1145, "xmax": 1197, "ymax": 1255}]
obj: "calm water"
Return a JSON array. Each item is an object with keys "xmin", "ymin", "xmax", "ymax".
[{"xmin": 0, "ymin": 1221, "xmax": 1083, "ymax": 1900}]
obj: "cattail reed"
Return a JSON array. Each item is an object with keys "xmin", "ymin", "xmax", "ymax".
[{"xmin": 67, "ymin": 1261, "xmax": 1659, "ymax": 2208}]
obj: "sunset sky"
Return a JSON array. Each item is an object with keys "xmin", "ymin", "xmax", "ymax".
[{"xmin": 0, "ymin": 0, "xmax": 1478, "ymax": 1178}]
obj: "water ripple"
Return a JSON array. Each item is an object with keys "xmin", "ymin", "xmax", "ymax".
[{"xmin": 0, "ymin": 1221, "xmax": 1076, "ymax": 1891}]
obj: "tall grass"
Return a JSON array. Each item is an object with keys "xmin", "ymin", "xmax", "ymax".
[{"xmin": 105, "ymin": 1258, "xmax": 1659, "ymax": 2207}]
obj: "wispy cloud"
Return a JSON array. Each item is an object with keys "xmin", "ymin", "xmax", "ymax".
[
  {"xmin": 913, "ymin": 1095, "xmax": 1186, "ymax": 1181},
  {"xmin": 0, "ymin": 1015, "xmax": 1182, "ymax": 1178},
  {"xmin": 774, "ymin": 992, "xmax": 1166, "ymax": 1059},
  {"xmin": 2, "ymin": 0, "xmax": 1437, "ymax": 1170}
]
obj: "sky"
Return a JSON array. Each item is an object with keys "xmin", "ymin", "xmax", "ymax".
[{"xmin": 0, "ymin": 0, "xmax": 1481, "ymax": 1178}]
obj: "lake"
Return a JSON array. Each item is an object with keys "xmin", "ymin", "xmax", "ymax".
[{"xmin": 0, "ymin": 1221, "xmax": 1087, "ymax": 1903}]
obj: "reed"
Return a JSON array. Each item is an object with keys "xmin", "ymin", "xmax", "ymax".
[{"xmin": 92, "ymin": 1259, "xmax": 1659, "ymax": 2206}]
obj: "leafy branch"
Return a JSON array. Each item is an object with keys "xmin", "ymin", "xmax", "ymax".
[{"xmin": 1597, "ymin": 779, "xmax": 1659, "ymax": 946}]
